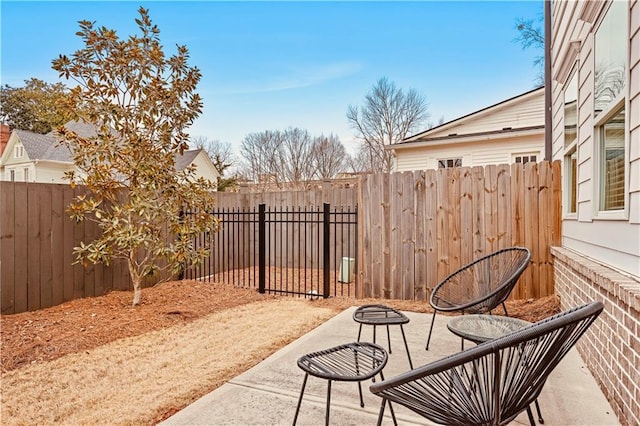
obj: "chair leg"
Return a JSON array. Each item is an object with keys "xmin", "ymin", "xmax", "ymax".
[
  {"xmin": 357, "ymin": 380, "xmax": 364, "ymax": 408},
  {"xmin": 357, "ymin": 323, "xmax": 363, "ymax": 341},
  {"xmin": 376, "ymin": 399, "xmax": 386, "ymax": 426},
  {"xmin": 292, "ymin": 373, "xmax": 308, "ymax": 426},
  {"xmin": 526, "ymin": 406, "xmax": 536, "ymax": 426},
  {"xmin": 425, "ymin": 311, "xmax": 437, "ymax": 350},
  {"xmin": 535, "ymin": 399, "xmax": 544, "ymax": 423},
  {"xmin": 325, "ymin": 380, "xmax": 332, "ymax": 426},
  {"xmin": 386, "ymin": 324, "xmax": 392, "ymax": 353},
  {"xmin": 378, "ymin": 372, "xmax": 397, "ymax": 425},
  {"xmin": 502, "ymin": 302, "xmax": 509, "ymax": 316},
  {"xmin": 399, "ymin": 324, "xmax": 413, "ymax": 369}
]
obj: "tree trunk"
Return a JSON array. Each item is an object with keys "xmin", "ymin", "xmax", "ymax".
[{"xmin": 128, "ymin": 259, "xmax": 142, "ymax": 306}]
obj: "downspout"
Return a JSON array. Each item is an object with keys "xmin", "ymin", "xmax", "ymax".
[{"xmin": 544, "ymin": 0, "xmax": 552, "ymax": 160}]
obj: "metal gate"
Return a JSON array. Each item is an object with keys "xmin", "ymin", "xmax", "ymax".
[{"xmin": 184, "ymin": 203, "xmax": 358, "ymax": 298}]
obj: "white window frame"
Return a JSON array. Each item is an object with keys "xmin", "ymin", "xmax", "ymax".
[
  {"xmin": 23, "ymin": 167, "xmax": 29, "ymax": 182},
  {"xmin": 14, "ymin": 145, "xmax": 24, "ymax": 158},
  {"xmin": 437, "ymin": 158, "xmax": 462, "ymax": 169},
  {"xmin": 563, "ymin": 66, "xmax": 579, "ymax": 218},
  {"xmin": 10, "ymin": 169, "xmax": 15, "ymax": 182},
  {"xmin": 513, "ymin": 153, "xmax": 539, "ymax": 165},
  {"xmin": 592, "ymin": 1, "xmax": 628, "ymax": 219}
]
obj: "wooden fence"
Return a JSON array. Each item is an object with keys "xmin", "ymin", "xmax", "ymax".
[
  {"xmin": 0, "ymin": 182, "xmax": 131, "ymax": 314},
  {"xmin": 358, "ymin": 161, "xmax": 561, "ymax": 301},
  {"xmin": 0, "ymin": 161, "xmax": 561, "ymax": 314}
]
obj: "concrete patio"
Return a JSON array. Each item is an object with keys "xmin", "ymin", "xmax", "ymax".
[{"xmin": 162, "ymin": 307, "xmax": 619, "ymax": 425}]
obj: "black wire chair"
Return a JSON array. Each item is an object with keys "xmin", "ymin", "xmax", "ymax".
[
  {"xmin": 370, "ymin": 301, "xmax": 604, "ymax": 426},
  {"xmin": 425, "ymin": 247, "xmax": 531, "ymax": 350}
]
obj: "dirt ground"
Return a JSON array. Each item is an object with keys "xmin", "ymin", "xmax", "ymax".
[{"xmin": 0, "ymin": 280, "xmax": 560, "ymax": 425}]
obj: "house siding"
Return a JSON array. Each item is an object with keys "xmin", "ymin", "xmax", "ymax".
[
  {"xmin": 426, "ymin": 90, "xmax": 544, "ymax": 138},
  {"xmin": 551, "ymin": 0, "xmax": 640, "ymax": 279},
  {"xmin": 395, "ymin": 133, "xmax": 544, "ymax": 172},
  {"xmin": 551, "ymin": 2, "xmax": 640, "ymax": 424}
]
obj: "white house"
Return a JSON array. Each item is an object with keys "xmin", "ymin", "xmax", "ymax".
[
  {"xmin": 548, "ymin": 1, "xmax": 639, "ymax": 424},
  {"xmin": 0, "ymin": 121, "xmax": 220, "ymax": 188},
  {"xmin": 391, "ymin": 87, "xmax": 545, "ymax": 171}
]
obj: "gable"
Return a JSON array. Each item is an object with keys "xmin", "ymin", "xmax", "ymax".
[{"xmin": 403, "ymin": 87, "xmax": 545, "ymax": 144}]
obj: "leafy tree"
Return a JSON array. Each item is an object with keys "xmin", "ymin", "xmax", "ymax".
[
  {"xmin": 51, "ymin": 7, "xmax": 218, "ymax": 306},
  {"xmin": 347, "ymin": 77, "xmax": 429, "ymax": 173},
  {"xmin": 0, "ymin": 78, "xmax": 74, "ymax": 133},
  {"xmin": 514, "ymin": 14, "xmax": 544, "ymax": 86},
  {"xmin": 192, "ymin": 136, "xmax": 238, "ymax": 191},
  {"xmin": 311, "ymin": 133, "xmax": 347, "ymax": 179}
]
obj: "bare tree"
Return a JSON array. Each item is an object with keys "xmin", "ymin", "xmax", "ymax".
[
  {"xmin": 239, "ymin": 130, "xmax": 283, "ymax": 185},
  {"xmin": 280, "ymin": 127, "xmax": 314, "ymax": 183},
  {"xmin": 311, "ymin": 133, "xmax": 347, "ymax": 179},
  {"xmin": 347, "ymin": 77, "xmax": 429, "ymax": 173},
  {"xmin": 514, "ymin": 14, "xmax": 544, "ymax": 87}
]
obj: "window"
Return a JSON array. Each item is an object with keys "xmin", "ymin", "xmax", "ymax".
[
  {"xmin": 514, "ymin": 154, "xmax": 537, "ymax": 164},
  {"xmin": 10, "ymin": 170, "xmax": 15, "ymax": 182},
  {"xmin": 594, "ymin": 1, "xmax": 627, "ymax": 213},
  {"xmin": 14, "ymin": 145, "xmax": 24, "ymax": 158},
  {"xmin": 23, "ymin": 168, "xmax": 29, "ymax": 182},
  {"xmin": 599, "ymin": 107, "xmax": 625, "ymax": 210},
  {"xmin": 437, "ymin": 158, "xmax": 462, "ymax": 169},
  {"xmin": 564, "ymin": 70, "xmax": 579, "ymax": 214}
]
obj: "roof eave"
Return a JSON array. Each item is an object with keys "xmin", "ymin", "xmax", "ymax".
[{"xmin": 388, "ymin": 126, "xmax": 545, "ymax": 151}]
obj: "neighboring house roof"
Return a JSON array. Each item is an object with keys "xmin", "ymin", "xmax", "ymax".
[
  {"xmin": 1, "ymin": 121, "xmax": 219, "ymax": 180},
  {"xmin": 395, "ymin": 86, "xmax": 545, "ymax": 149},
  {"xmin": 175, "ymin": 149, "xmax": 202, "ymax": 172}
]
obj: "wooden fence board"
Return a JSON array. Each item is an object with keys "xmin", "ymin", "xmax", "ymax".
[
  {"xmin": 414, "ymin": 170, "xmax": 427, "ymax": 301},
  {"xmin": 459, "ymin": 168, "xmax": 474, "ymax": 267},
  {"xmin": 424, "ymin": 170, "xmax": 438, "ymax": 294},
  {"xmin": 402, "ymin": 171, "xmax": 415, "ymax": 299},
  {"xmin": 382, "ymin": 173, "xmax": 391, "ymax": 299},
  {"xmin": 1, "ymin": 182, "xmax": 15, "ymax": 314},
  {"xmin": 27, "ymin": 184, "xmax": 41, "ymax": 311},
  {"xmin": 497, "ymin": 164, "xmax": 511, "ymax": 251},
  {"xmin": 38, "ymin": 184, "xmax": 53, "ymax": 309},
  {"xmin": 51, "ymin": 184, "xmax": 65, "ymax": 306},
  {"xmin": 13, "ymin": 183, "xmax": 28, "ymax": 313},
  {"xmin": 390, "ymin": 172, "xmax": 403, "ymax": 299},
  {"xmin": 448, "ymin": 167, "xmax": 462, "ymax": 273}
]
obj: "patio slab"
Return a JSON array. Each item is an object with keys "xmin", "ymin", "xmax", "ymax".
[{"xmin": 161, "ymin": 307, "xmax": 619, "ymax": 425}]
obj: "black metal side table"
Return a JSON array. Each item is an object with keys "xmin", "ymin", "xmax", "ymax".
[
  {"xmin": 353, "ymin": 304, "xmax": 413, "ymax": 369},
  {"xmin": 292, "ymin": 341, "xmax": 395, "ymax": 426}
]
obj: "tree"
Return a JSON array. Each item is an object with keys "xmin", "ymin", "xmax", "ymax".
[
  {"xmin": 239, "ymin": 130, "xmax": 283, "ymax": 185},
  {"xmin": 0, "ymin": 78, "xmax": 74, "ymax": 133},
  {"xmin": 347, "ymin": 77, "xmax": 429, "ymax": 173},
  {"xmin": 192, "ymin": 136, "xmax": 238, "ymax": 191},
  {"xmin": 51, "ymin": 7, "xmax": 219, "ymax": 306},
  {"xmin": 311, "ymin": 133, "xmax": 347, "ymax": 179},
  {"xmin": 514, "ymin": 15, "xmax": 544, "ymax": 86},
  {"xmin": 280, "ymin": 127, "xmax": 314, "ymax": 183}
]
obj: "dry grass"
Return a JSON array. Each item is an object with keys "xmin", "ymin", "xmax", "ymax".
[{"xmin": 0, "ymin": 279, "xmax": 560, "ymax": 425}]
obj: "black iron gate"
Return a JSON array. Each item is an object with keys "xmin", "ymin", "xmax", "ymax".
[{"xmin": 184, "ymin": 203, "xmax": 358, "ymax": 298}]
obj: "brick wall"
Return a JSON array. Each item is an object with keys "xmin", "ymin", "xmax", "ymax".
[{"xmin": 552, "ymin": 247, "xmax": 640, "ymax": 426}]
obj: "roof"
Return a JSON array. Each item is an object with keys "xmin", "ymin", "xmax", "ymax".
[
  {"xmin": 8, "ymin": 121, "xmax": 210, "ymax": 171},
  {"xmin": 399, "ymin": 86, "xmax": 545, "ymax": 146},
  {"xmin": 174, "ymin": 149, "xmax": 202, "ymax": 171}
]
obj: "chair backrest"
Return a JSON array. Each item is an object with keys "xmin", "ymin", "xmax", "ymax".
[
  {"xmin": 430, "ymin": 247, "xmax": 531, "ymax": 313},
  {"xmin": 370, "ymin": 301, "xmax": 604, "ymax": 426}
]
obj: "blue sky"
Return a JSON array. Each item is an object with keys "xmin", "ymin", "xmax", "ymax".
[{"xmin": 1, "ymin": 1, "xmax": 543, "ymax": 155}]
